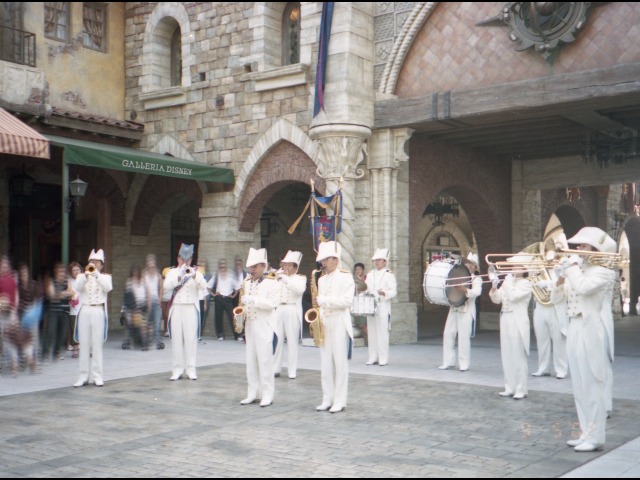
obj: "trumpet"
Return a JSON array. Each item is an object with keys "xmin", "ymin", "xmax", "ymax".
[{"xmin": 85, "ymin": 263, "xmax": 96, "ymax": 274}]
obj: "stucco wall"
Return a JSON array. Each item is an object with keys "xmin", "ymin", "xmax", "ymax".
[{"xmin": 21, "ymin": 2, "xmax": 126, "ymax": 118}]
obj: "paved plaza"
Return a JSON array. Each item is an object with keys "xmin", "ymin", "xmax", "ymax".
[{"xmin": 1, "ymin": 316, "xmax": 639, "ymax": 478}]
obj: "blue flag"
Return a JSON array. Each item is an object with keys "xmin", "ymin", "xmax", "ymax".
[{"xmin": 313, "ymin": 2, "xmax": 334, "ymax": 117}]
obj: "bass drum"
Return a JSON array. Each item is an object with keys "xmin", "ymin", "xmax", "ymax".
[{"xmin": 423, "ymin": 260, "xmax": 471, "ymax": 307}]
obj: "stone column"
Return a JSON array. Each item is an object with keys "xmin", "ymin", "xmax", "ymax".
[
  {"xmin": 307, "ymin": 3, "xmax": 375, "ymax": 271},
  {"xmin": 512, "ymin": 159, "xmax": 542, "ymax": 250},
  {"xmin": 198, "ymin": 192, "xmax": 259, "ymax": 266},
  {"xmin": 368, "ymin": 127, "xmax": 416, "ymax": 343},
  {"xmin": 311, "ymin": 125, "xmax": 370, "ymax": 271}
]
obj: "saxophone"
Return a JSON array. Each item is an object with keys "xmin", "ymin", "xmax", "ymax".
[
  {"xmin": 304, "ymin": 269, "xmax": 324, "ymax": 347},
  {"xmin": 233, "ymin": 277, "xmax": 250, "ymax": 334}
]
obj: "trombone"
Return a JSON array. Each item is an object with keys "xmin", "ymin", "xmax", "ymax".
[{"xmin": 550, "ymin": 249, "xmax": 629, "ymax": 270}]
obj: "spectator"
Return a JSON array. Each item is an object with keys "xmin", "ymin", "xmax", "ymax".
[
  {"xmin": 123, "ymin": 265, "xmax": 151, "ymax": 350},
  {"xmin": 43, "ymin": 262, "xmax": 73, "ymax": 364},
  {"xmin": 208, "ymin": 259, "xmax": 242, "ymax": 341},
  {"xmin": 144, "ymin": 254, "xmax": 164, "ymax": 349},
  {"xmin": 68, "ymin": 262, "xmax": 82, "ymax": 358},
  {"xmin": 198, "ymin": 257, "xmax": 212, "ymax": 339},
  {"xmin": 15, "ymin": 262, "xmax": 41, "ymax": 373},
  {"xmin": 1, "ymin": 256, "xmax": 19, "ymax": 374}
]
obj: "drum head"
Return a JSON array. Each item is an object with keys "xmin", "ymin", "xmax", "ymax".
[{"xmin": 446, "ymin": 264, "xmax": 471, "ymax": 307}]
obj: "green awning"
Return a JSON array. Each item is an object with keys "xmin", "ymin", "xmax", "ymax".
[{"xmin": 47, "ymin": 134, "xmax": 234, "ymax": 184}]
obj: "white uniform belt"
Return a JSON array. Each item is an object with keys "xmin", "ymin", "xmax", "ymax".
[
  {"xmin": 280, "ymin": 303, "xmax": 297, "ymax": 305},
  {"xmin": 323, "ymin": 309, "xmax": 348, "ymax": 317},
  {"xmin": 87, "ymin": 303, "xmax": 105, "ymax": 306}
]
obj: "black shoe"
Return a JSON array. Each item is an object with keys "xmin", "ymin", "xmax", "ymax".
[{"xmin": 157, "ymin": 342, "xmax": 165, "ymax": 350}]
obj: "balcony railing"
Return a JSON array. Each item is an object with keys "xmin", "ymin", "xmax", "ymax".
[{"xmin": 0, "ymin": 24, "xmax": 36, "ymax": 67}]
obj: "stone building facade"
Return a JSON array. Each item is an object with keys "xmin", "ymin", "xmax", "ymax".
[{"xmin": 2, "ymin": 2, "xmax": 639, "ymax": 335}]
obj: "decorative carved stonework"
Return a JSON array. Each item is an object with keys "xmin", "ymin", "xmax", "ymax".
[
  {"xmin": 478, "ymin": 2, "xmax": 592, "ymax": 64},
  {"xmin": 314, "ymin": 134, "xmax": 369, "ymax": 180}
]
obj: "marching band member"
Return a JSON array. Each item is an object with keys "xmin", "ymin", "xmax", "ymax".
[
  {"xmin": 273, "ymin": 251, "xmax": 306, "ymax": 379},
  {"xmin": 364, "ymin": 248, "xmax": 397, "ymax": 366},
  {"xmin": 163, "ymin": 244, "xmax": 207, "ymax": 381},
  {"xmin": 489, "ymin": 253, "xmax": 533, "ymax": 400},
  {"xmin": 552, "ymin": 227, "xmax": 616, "ymax": 452},
  {"xmin": 315, "ymin": 241, "xmax": 355, "ymax": 414},
  {"xmin": 73, "ymin": 249, "xmax": 113, "ymax": 387},
  {"xmin": 239, "ymin": 248, "xmax": 280, "ymax": 407},
  {"xmin": 531, "ymin": 277, "xmax": 569, "ymax": 379},
  {"xmin": 438, "ymin": 253, "xmax": 482, "ymax": 372}
]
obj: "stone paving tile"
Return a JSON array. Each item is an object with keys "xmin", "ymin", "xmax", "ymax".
[{"xmin": 1, "ymin": 363, "xmax": 639, "ymax": 478}]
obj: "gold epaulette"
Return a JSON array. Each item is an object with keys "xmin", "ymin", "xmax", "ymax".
[
  {"xmin": 162, "ymin": 267, "xmax": 172, "ymax": 278},
  {"xmin": 266, "ymin": 272, "xmax": 278, "ymax": 279},
  {"xmin": 340, "ymin": 269, "xmax": 350, "ymax": 274}
]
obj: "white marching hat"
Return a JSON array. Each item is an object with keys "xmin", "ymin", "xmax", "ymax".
[
  {"xmin": 465, "ymin": 252, "xmax": 479, "ymax": 266},
  {"xmin": 316, "ymin": 241, "xmax": 341, "ymax": 262},
  {"xmin": 88, "ymin": 249, "xmax": 105, "ymax": 263},
  {"xmin": 246, "ymin": 247, "xmax": 268, "ymax": 267},
  {"xmin": 282, "ymin": 250, "xmax": 303, "ymax": 265},
  {"xmin": 372, "ymin": 248, "xmax": 390, "ymax": 262},
  {"xmin": 567, "ymin": 226, "xmax": 617, "ymax": 254}
]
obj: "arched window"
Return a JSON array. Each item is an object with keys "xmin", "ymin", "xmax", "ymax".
[
  {"xmin": 282, "ymin": 2, "xmax": 300, "ymax": 65},
  {"xmin": 170, "ymin": 26, "xmax": 182, "ymax": 86}
]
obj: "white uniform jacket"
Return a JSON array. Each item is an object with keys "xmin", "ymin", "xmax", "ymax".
[
  {"xmin": 244, "ymin": 275, "xmax": 280, "ymax": 333},
  {"xmin": 551, "ymin": 264, "xmax": 616, "ymax": 377},
  {"xmin": 277, "ymin": 273, "xmax": 307, "ymax": 336},
  {"xmin": 489, "ymin": 276, "xmax": 532, "ymax": 355},
  {"xmin": 164, "ymin": 267, "xmax": 207, "ymax": 336},
  {"xmin": 365, "ymin": 268, "xmax": 397, "ymax": 326},
  {"xmin": 74, "ymin": 272, "xmax": 113, "ymax": 341},
  {"xmin": 319, "ymin": 269, "xmax": 355, "ymax": 341}
]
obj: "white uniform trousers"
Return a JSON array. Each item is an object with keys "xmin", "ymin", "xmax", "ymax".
[
  {"xmin": 366, "ymin": 306, "xmax": 390, "ymax": 365},
  {"xmin": 567, "ymin": 316, "xmax": 607, "ymax": 445},
  {"xmin": 320, "ymin": 313, "xmax": 350, "ymax": 409},
  {"xmin": 170, "ymin": 304, "xmax": 199, "ymax": 378},
  {"xmin": 77, "ymin": 306, "xmax": 106, "ymax": 383},
  {"xmin": 533, "ymin": 304, "xmax": 568, "ymax": 376},
  {"xmin": 245, "ymin": 318, "xmax": 276, "ymax": 403},
  {"xmin": 273, "ymin": 305, "xmax": 301, "ymax": 378},
  {"xmin": 442, "ymin": 310, "xmax": 473, "ymax": 370},
  {"xmin": 500, "ymin": 312, "xmax": 528, "ymax": 397}
]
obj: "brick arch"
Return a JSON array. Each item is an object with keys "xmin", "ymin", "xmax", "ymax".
[
  {"xmin": 234, "ymin": 117, "xmax": 318, "ymax": 208},
  {"xmin": 130, "ymin": 176, "xmax": 202, "ymax": 236},
  {"xmin": 410, "ymin": 135, "xmax": 512, "ymax": 256},
  {"xmin": 238, "ymin": 141, "xmax": 325, "ymax": 232}
]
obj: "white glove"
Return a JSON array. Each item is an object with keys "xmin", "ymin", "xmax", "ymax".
[
  {"xmin": 242, "ymin": 295, "xmax": 255, "ymax": 306},
  {"xmin": 567, "ymin": 254, "xmax": 584, "ymax": 267},
  {"xmin": 278, "ymin": 275, "xmax": 289, "ymax": 285},
  {"xmin": 316, "ymin": 295, "xmax": 327, "ymax": 307},
  {"xmin": 536, "ymin": 280, "xmax": 550, "ymax": 290},
  {"xmin": 491, "ymin": 279, "xmax": 500, "ymax": 290},
  {"xmin": 92, "ymin": 270, "xmax": 100, "ymax": 278}
]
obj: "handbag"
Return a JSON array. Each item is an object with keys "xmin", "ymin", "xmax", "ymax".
[{"xmin": 21, "ymin": 299, "xmax": 43, "ymax": 330}]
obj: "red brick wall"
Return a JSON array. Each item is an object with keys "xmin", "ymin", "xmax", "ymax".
[
  {"xmin": 409, "ymin": 135, "xmax": 512, "ymax": 256},
  {"xmin": 238, "ymin": 141, "xmax": 325, "ymax": 232},
  {"xmin": 396, "ymin": 2, "xmax": 640, "ymax": 97}
]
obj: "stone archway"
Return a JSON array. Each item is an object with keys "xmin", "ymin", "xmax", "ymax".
[{"xmin": 235, "ymin": 118, "xmax": 322, "ymax": 232}]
